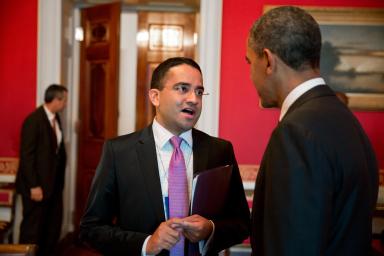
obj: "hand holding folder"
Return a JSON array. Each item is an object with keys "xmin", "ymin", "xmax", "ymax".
[{"xmin": 191, "ymin": 165, "xmax": 233, "ymax": 219}]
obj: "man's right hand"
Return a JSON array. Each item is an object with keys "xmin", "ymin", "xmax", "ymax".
[
  {"xmin": 146, "ymin": 219, "xmax": 182, "ymax": 254},
  {"xmin": 30, "ymin": 186, "xmax": 43, "ymax": 201}
]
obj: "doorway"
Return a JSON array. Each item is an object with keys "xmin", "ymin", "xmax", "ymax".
[{"xmin": 135, "ymin": 11, "xmax": 197, "ymax": 130}]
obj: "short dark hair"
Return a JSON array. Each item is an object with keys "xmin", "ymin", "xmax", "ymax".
[
  {"xmin": 150, "ymin": 57, "xmax": 202, "ymax": 90},
  {"xmin": 44, "ymin": 84, "xmax": 68, "ymax": 103},
  {"xmin": 248, "ymin": 6, "xmax": 321, "ymax": 71}
]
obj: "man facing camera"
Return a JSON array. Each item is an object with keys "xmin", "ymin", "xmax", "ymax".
[
  {"xmin": 246, "ymin": 6, "xmax": 379, "ymax": 256},
  {"xmin": 80, "ymin": 57, "xmax": 250, "ymax": 255}
]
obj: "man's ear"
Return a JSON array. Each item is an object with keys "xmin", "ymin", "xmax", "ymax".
[
  {"xmin": 263, "ymin": 48, "xmax": 275, "ymax": 75},
  {"xmin": 148, "ymin": 89, "xmax": 160, "ymax": 107}
]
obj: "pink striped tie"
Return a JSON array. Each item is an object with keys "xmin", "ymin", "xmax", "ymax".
[{"xmin": 169, "ymin": 136, "xmax": 188, "ymax": 256}]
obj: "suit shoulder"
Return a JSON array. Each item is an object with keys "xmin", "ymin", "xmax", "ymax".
[
  {"xmin": 106, "ymin": 127, "xmax": 152, "ymax": 151},
  {"xmin": 22, "ymin": 106, "xmax": 45, "ymax": 127},
  {"xmin": 108, "ymin": 131, "xmax": 140, "ymax": 145},
  {"xmin": 193, "ymin": 129, "xmax": 232, "ymax": 147}
]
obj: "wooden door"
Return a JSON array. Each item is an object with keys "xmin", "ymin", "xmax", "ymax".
[
  {"xmin": 135, "ymin": 12, "xmax": 196, "ymax": 130},
  {"xmin": 75, "ymin": 3, "xmax": 120, "ymax": 229}
]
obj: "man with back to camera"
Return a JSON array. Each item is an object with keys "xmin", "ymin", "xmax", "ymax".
[
  {"xmin": 245, "ymin": 6, "xmax": 379, "ymax": 256},
  {"xmin": 79, "ymin": 57, "xmax": 250, "ymax": 255},
  {"xmin": 16, "ymin": 84, "xmax": 68, "ymax": 256}
]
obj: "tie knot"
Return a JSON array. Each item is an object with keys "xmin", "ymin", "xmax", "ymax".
[{"xmin": 170, "ymin": 136, "xmax": 182, "ymax": 149}]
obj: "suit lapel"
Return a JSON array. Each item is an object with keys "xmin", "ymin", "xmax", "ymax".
[
  {"xmin": 136, "ymin": 126, "xmax": 165, "ymax": 223},
  {"xmin": 56, "ymin": 114, "xmax": 62, "ymax": 131},
  {"xmin": 55, "ymin": 114, "xmax": 65, "ymax": 149},
  {"xmin": 135, "ymin": 127, "xmax": 211, "ymax": 223},
  {"xmin": 192, "ymin": 129, "xmax": 209, "ymax": 177}
]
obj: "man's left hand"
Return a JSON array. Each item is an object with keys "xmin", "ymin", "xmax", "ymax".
[{"xmin": 177, "ymin": 214, "xmax": 213, "ymax": 243}]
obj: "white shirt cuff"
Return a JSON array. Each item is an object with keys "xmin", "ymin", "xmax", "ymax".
[
  {"xmin": 200, "ymin": 220, "xmax": 215, "ymax": 255},
  {"xmin": 142, "ymin": 235, "xmax": 154, "ymax": 256}
]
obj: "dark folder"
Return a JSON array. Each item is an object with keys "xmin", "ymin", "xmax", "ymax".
[{"xmin": 191, "ymin": 165, "xmax": 233, "ymax": 219}]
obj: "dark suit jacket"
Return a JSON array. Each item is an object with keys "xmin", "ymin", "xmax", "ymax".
[
  {"xmin": 16, "ymin": 106, "xmax": 67, "ymax": 200},
  {"xmin": 251, "ymin": 85, "xmax": 379, "ymax": 256},
  {"xmin": 80, "ymin": 126, "xmax": 250, "ymax": 255}
]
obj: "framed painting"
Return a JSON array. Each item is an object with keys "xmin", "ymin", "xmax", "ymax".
[{"xmin": 264, "ymin": 6, "xmax": 384, "ymax": 111}]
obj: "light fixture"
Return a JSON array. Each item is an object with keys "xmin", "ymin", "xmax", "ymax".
[
  {"xmin": 75, "ymin": 27, "xmax": 84, "ymax": 42},
  {"xmin": 136, "ymin": 30, "xmax": 149, "ymax": 43},
  {"xmin": 149, "ymin": 25, "xmax": 183, "ymax": 51}
]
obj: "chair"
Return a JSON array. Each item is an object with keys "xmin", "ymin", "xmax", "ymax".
[
  {"xmin": 0, "ymin": 244, "xmax": 37, "ymax": 256},
  {"xmin": 0, "ymin": 157, "xmax": 19, "ymax": 243}
]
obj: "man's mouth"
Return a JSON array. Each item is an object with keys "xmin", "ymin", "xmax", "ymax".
[{"xmin": 181, "ymin": 108, "xmax": 195, "ymax": 116}]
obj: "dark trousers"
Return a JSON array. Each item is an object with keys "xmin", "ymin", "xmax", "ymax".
[{"xmin": 19, "ymin": 194, "xmax": 63, "ymax": 256}]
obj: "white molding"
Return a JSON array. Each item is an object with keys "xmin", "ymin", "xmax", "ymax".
[
  {"xmin": 37, "ymin": 0, "xmax": 62, "ymax": 106},
  {"xmin": 195, "ymin": 0, "xmax": 222, "ymax": 137},
  {"xmin": 118, "ymin": 11, "xmax": 138, "ymax": 136},
  {"xmin": 37, "ymin": 0, "xmax": 77, "ymax": 235},
  {"xmin": 62, "ymin": 7, "xmax": 81, "ymax": 234}
]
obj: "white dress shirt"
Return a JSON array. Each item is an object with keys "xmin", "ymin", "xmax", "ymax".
[
  {"xmin": 142, "ymin": 119, "xmax": 193, "ymax": 256},
  {"xmin": 142, "ymin": 119, "xmax": 213, "ymax": 255},
  {"xmin": 152, "ymin": 118, "xmax": 194, "ymax": 216},
  {"xmin": 279, "ymin": 77, "xmax": 326, "ymax": 121},
  {"xmin": 43, "ymin": 105, "xmax": 62, "ymax": 146}
]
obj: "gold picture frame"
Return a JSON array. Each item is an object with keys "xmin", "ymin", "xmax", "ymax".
[{"xmin": 264, "ymin": 6, "xmax": 384, "ymax": 111}]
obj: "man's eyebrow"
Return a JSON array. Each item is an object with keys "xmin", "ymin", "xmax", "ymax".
[
  {"xmin": 173, "ymin": 82, "xmax": 204, "ymax": 90},
  {"xmin": 173, "ymin": 82, "xmax": 191, "ymax": 87},
  {"xmin": 195, "ymin": 85, "xmax": 204, "ymax": 91}
]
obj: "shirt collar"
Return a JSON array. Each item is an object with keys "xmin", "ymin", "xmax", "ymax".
[
  {"xmin": 152, "ymin": 118, "xmax": 192, "ymax": 149},
  {"xmin": 279, "ymin": 77, "xmax": 325, "ymax": 121},
  {"xmin": 43, "ymin": 104, "xmax": 56, "ymax": 122}
]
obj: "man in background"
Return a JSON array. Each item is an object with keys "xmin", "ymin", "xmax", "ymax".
[
  {"xmin": 246, "ymin": 6, "xmax": 378, "ymax": 256},
  {"xmin": 80, "ymin": 57, "xmax": 249, "ymax": 255},
  {"xmin": 16, "ymin": 84, "xmax": 67, "ymax": 256}
]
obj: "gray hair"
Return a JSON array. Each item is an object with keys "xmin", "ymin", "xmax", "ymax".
[{"xmin": 248, "ymin": 6, "xmax": 321, "ymax": 71}]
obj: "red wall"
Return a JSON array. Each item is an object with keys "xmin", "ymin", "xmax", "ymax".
[
  {"xmin": 0, "ymin": 1, "xmax": 38, "ymax": 157},
  {"xmin": 220, "ymin": 0, "xmax": 384, "ymax": 168},
  {"xmin": 0, "ymin": 0, "xmax": 382, "ymax": 169}
]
